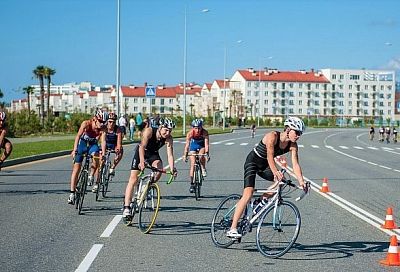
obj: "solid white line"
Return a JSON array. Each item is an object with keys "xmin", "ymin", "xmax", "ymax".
[
  {"xmin": 379, "ymin": 165, "xmax": 392, "ymax": 170},
  {"xmin": 75, "ymin": 244, "xmax": 103, "ymax": 272},
  {"xmin": 281, "ymin": 164, "xmax": 400, "ymax": 238},
  {"xmin": 100, "ymin": 215, "xmax": 122, "ymax": 238},
  {"xmin": 367, "ymin": 161, "xmax": 377, "ymax": 166}
]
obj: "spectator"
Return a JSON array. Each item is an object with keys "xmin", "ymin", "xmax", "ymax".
[
  {"xmin": 129, "ymin": 116, "xmax": 136, "ymax": 141},
  {"xmin": 136, "ymin": 112, "xmax": 143, "ymax": 138},
  {"xmin": 119, "ymin": 114, "xmax": 127, "ymax": 140}
]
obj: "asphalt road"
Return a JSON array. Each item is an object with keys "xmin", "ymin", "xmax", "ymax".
[{"xmin": 1, "ymin": 128, "xmax": 399, "ymax": 272}]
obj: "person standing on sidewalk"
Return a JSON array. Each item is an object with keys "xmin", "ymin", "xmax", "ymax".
[
  {"xmin": 135, "ymin": 112, "xmax": 143, "ymax": 139},
  {"xmin": 129, "ymin": 115, "xmax": 136, "ymax": 141},
  {"xmin": 118, "ymin": 114, "xmax": 127, "ymax": 140},
  {"xmin": 0, "ymin": 111, "xmax": 12, "ymax": 170}
]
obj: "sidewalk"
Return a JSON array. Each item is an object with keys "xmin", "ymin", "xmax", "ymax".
[{"xmin": 9, "ymin": 135, "xmax": 75, "ymax": 144}]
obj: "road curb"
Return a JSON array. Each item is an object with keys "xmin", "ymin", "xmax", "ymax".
[{"xmin": 3, "ymin": 150, "xmax": 72, "ymax": 167}]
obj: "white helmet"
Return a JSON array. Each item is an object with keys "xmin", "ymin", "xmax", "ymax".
[
  {"xmin": 284, "ymin": 116, "xmax": 305, "ymax": 133},
  {"xmin": 159, "ymin": 117, "xmax": 175, "ymax": 129},
  {"xmin": 94, "ymin": 109, "xmax": 109, "ymax": 122},
  {"xmin": 0, "ymin": 111, "xmax": 6, "ymax": 121}
]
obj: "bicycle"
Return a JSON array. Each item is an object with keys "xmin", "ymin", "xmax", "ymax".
[
  {"xmin": 210, "ymin": 169, "xmax": 310, "ymax": 258},
  {"xmin": 125, "ymin": 164, "xmax": 174, "ymax": 233},
  {"xmin": 74, "ymin": 153, "xmax": 97, "ymax": 215},
  {"xmin": 95, "ymin": 149, "xmax": 116, "ymax": 200},
  {"xmin": 187, "ymin": 153, "xmax": 209, "ymax": 200}
]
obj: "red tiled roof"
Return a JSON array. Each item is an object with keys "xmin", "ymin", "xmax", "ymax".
[
  {"xmin": 238, "ymin": 69, "xmax": 330, "ymax": 83},
  {"xmin": 121, "ymin": 85, "xmax": 201, "ymax": 97},
  {"xmin": 88, "ymin": 91, "xmax": 97, "ymax": 97},
  {"xmin": 215, "ymin": 80, "xmax": 230, "ymax": 89},
  {"xmin": 205, "ymin": 83, "xmax": 212, "ymax": 90}
]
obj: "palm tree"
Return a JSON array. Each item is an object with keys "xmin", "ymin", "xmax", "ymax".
[
  {"xmin": 23, "ymin": 86, "xmax": 35, "ymax": 116},
  {"xmin": 0, "ymin": 88, "xmax": 3, "ymax": 99},
  {"xmin": 33, "ymin": 65, "xmax": 45, "ymax": 125},
  {"xmin": 43, "ymin": 66, "xmax": 56, "ymax": 120}
]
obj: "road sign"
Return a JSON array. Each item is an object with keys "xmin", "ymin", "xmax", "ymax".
[{"xmin": 145, "ymin": 86, "xmax": 156, "ymax": 97}]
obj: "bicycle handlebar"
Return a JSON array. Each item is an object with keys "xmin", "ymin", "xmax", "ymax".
[{"xmin": 139, "ymin": 163, "xmax": 175, "ymax": 184}]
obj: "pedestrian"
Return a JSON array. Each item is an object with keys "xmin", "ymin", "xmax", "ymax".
[
  {"xmin": 136, "ymin": 112, "xmax": 143, "ymax": 138},
  {"xmin": 119, "ymin": 114, "xmax": 127, "ymax": 140},
  {"xmin": 129, "ymin": 115, "xmax": 136, "ymax": 141}
]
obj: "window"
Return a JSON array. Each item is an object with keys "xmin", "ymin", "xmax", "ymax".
[
  {"xmin": 281, "ymin": 83, "xmax": 286, "ymax": 89},
  {"xmin": 264, "ymin": 82, "xmax": 268, "ymax": 88},
  {"xmin": 315, "ymin": 101, "xmax": 320, "ymax": 106},
  {"xmin": 142, "ymin": 98, "xmax": 146, "ymax": 103},
  {"xmin": 247, "ymin": 82, "xmax": 251, "ymax": 87},
  {"xmin": 381, "ymin": 85, "xmax": 384, "ymax": 91},
  {"xmin": 289, "ymin": 100, "xmax": 294, "ymax": 105},
  {"xmin": 254, "ymin": 91, "xmax": 259, "ymax": 97},
  {"xmin": 143, "ymin": 107, "xmax": 147, "ymax": 112},
  {"xmin": 289, "ymin": 91, "xmax": 294, "ymax": 97},
  {"xmin": 315, "ymin": 84, "xmax": 319, "ymax": 89},
  {"xmin": 339, "ymin": 85, "xmax": 343, "ymax": 90},
  {"xmin": 379, "ymin": 110, "xmax": 383, "ymax": 115},
  {"xmin": 349, "ymin": 93, "xmax": 352, "ymax": 98},
  {"xmin": 364, "ymin": 93, "xmax": 368, "ymax": 98},
  {"xmin": 247, "ymin": 91, "xmax": 251, "ymax": 96},
  {"xmin": 332, "ymin": 74, "xmax": 337, "ymax": 79},
  {"xmin": 169, "ymin": 99, "xmax": 174, "ymax": 104},
  {"xmin": 299, "ymin": 108, "xmax": 303, "ymax": 114},
  {"xmin": 364, "ymin": 102, "xmax": 368, "ymax": 106},
  {"xmin": 349, "ymin": 85, "xmax": 353, "ymax": 90},
  {"xmin": 380, "ymin": 94, "xmax": 384, "ymax": 98},
  {"xmin": 365, "ymin": 85, "xmax": 369, "ymax": 90},
  {"xmin": 339, "ymin": 101, "xmax": 344, "ymax": 106},
  {"xmin": 299, "ymin": 100, "xmax": 303, "ymax": 105},
  {"xmin": 349, "ymin": 101, "xmax": 352, "ymax": 106},
  {"xmin": 134, "ymin": 106, "xmax": 138, "ymax": 112},
  {"xmin": 350, "ymin": 75, "xmax": 360, "ymax": 80},
  {"xmin": 299, "ymin": 83, "xmax": 303, "ymax": 89},
  {"xmin": 388, "ymin": 86, "xmax": 392, "ymax": 91},
  {"xmin": 151, "ymin": 99, "xmax": 155, "ymax": 105},
  {"xmin": 339, "ymin": 109, "xmax": 343, "ymax": 114},
  {"xmin": 161, "ymin": 98, "xmax": 165, "ymax": 105},
  {"xmin": 265, "ymin": 91, "xmax": 268, "ymax": 96},
  {"xmin": 289, "ymin": 83, "xmax": 294, "ymax": 88},
  {"xmin": 379, "ymin": 102, "xmax": 384, "ymax": 106},
  {"xmin": 332, "ymin": 84, "xmax": 335, "ymax": 91},
  {"xmin": 272, "ymin": 83, "xmax": 277, "ymax": 89},
  {"xmin": 323, "ymin": 84, "xmax": 327, "ymax": 90},
  {"xmin": 315, "ymin": 92, "xmax": 320, "ymax": 97},
  {"xmin": 339, "ymin": 92, "xmax": 344, "ymax": 98},
  {"xmin": 134, "ymin": 98, "xmax": 138, "ymax": 103},
  {"xmin": 289, "ymin": 108, "xmax": 294, "ymax": 114},
  {"xmin": 339, "ymin": 74, "xmax": 344, "ymax": 80},
  {"xmin": 299, "ymin": 92, "xmax": 302, "ymax": 97}
]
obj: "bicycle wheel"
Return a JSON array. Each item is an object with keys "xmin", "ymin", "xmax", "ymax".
[
  {"xmin": 95, "ymin": 164, "xmax": 105, "ymax": 201},
  {"xmin": 138, "ymin": 183, "xmax": 161, "ymax": 233},
  {"xmin": 194, "ymin": 165, "xmax": 201, "ymax": 200},
  {"xmin": 210, "ymin": 194, "xmax": 241, "ymax": 248},
  {"xmin": 102, "ymin": 162, "xmax": 111, "ymax": 198},
  {"xmin": 256, "ymin": 200, "xmax": 301, "ymax": 258},
  {"xmin": 77, "ymin": 173, "xmax": 88, "ymax": 215},
  {"xmin": 75, "ymin": 170, "xmax": 84, "ymax": 210}
]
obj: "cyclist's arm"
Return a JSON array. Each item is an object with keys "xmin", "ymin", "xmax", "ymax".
[
  {"xmin": 265, "ymin": 132, "xmax": 281, "ymax": 180},
  {"xmin": 183, "ymin": 131, "xmax": 192, "ymax": 156},
  {"xmin": 165, "ymin": 136, "xmax": 175, "ymax": 171},
  {"xmin": 100, "ymin": 131, "xmax": 106, "ymax": 155},
  {"xmin": 290, "ymin": 143, "xmax": 305, "ymax": 188},
  {"xmin": 204, "ymin": 130, "xmax": 210, "ymax": 154},
  {"xmin": 116, "ymin": 127, "xmax": 123, "ymax": 152},
  {"xmin": 0, "ymin": 127, "xmax": 6, "ymax": 145},
  {"xmin": 72, "ymin": 120, "xmax": 88, "ymax": 154},
  {"xmin": 139, "ymin": 127, "xmax": 152, "ymax": 166}
]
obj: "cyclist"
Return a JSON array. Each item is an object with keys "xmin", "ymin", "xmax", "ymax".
[
  {"xmin": 183, "ymin": 119, "xmax": 210, "ymax": 193},
  {"xmin": 67, "ymin": 109, "xmax": 109, "ymax": 204},
  {"xmin": 122, "ymin": 117, "xmax": 177, "ymax": 219},
  {"xmin": 226, "ymin": 116, "xmax": 307, "ymax": 239},
  {"xmin": 0, "ymin": 111, "xmax": 12, "ymax": 170},
  {"xmin": 96, "ymin": 112, "xmax": 123, "ymax": 190},
  {"xmin": 385, "ymin": 126, "xmax": 391, "ymax": 144},
  {"xmin": 369, "ymin": 126, "xmax": 375, "ymax": 141},
  {"xmin": 251, "ymin": 123, "xmax": 256, "ymax": 138},
  {"xmin": 393, "ymin": 127, "xmax": 398, "ymax": 143},
  {"xmin": 379, "ymin": 126, "xmax": 384, "ymax": 142}
]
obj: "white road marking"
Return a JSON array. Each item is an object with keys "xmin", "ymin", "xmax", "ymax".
[
  {"xmin": 75, "ymin": 244, "xmax": 103, "ymax": 272},
  {"xmin": 311, "ymin": 145, "xmax": 319, "ymax": 148},
  {"xmin": 325, "ymin": 145, "xmax": 333, "ymax": 149},
  {"xmin": 367, "ymin": 147, "xmax": 378, "ymax": 150},
  {"xmin": 100, "ymin": 215, "xmax": 122, "ymax": 238},
  {"xmin": 240, "ymin": 143, "xmax": 248, "ymax": 146},
  {"xmin": 382, "ymin": 147, "xmax": 394, "ymax": 151},
  {"xmin": 367, "ymin": 162, "xmax": 377, "ymax": 166},
  {"xmin": 339, "ymin": 146, "xmax": 349, "ymax": 149},
  {"xmin": 379, "ymin": 165, "xmax": 392, "ymax": 170},
  {"xmin": 353, "ymin": 146, "xmax": 363, "ymax": 149},
  {"xmin": 225, "ymin": 142, "xmax": 234, "ymax": 145},
  {"xmin": 298, "ymin": 144, "xmax": 304, "ymax": 148},
  {"xmin": 211, "ymin": 142, "xmax": 221, "ymax": 145}
]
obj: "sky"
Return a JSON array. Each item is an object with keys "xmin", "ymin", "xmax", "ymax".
[{"xmin": 1, "ymin": 0, "xmax": 399, "ymax": 103}]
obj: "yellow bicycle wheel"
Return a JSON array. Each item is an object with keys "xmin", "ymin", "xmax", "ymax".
[{"xmin": 138, "ymin": 183, "xmax": 161, "ymax": 233}]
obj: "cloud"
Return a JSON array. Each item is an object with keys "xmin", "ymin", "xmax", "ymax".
[{"xmin": 368, "ymin": 18, "xmax": 397, "ymax": 27}]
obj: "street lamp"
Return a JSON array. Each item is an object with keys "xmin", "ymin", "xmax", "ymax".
[
  {"xmin": 116, "ymin": 0, "xmax": 121, "ymax": 117},
  {"xmin": 222, "ymin": 40, "xmax": 242, "ymax": 130},
  {"xmin": 257, "ymin": 56, "xmax": 273, "ymax": 127},
  {"xmin": 183, "ymin": 7, "xmax": 209, "ymax": 135}
]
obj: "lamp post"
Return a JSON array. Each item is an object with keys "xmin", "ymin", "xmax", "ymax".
[
  {"xmin": 116, "ymin": 0, "xmax": 121, "ymax": 117},
  {"xmin": 183, "ymin": 7, "xmax": 209, "ymax": 135}
]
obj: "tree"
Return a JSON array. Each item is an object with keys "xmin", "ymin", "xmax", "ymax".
[
  {"xmin": 0, "ymin": 88, "xmax": 3, "ymax": 99},
  {"xmin": 22, "ymin": 86, "xmax": 35, "ymax": 116},
  {"xmin": 43, "ymin": 66, "xmax": 56, "ymax": 121},
  {"xmin": 189, "ymin": 103, "xmax": 195, "ymax": 116},
  {"xmin": 33, "ymin": 65, "xmax": 45, "ymax": 125}
]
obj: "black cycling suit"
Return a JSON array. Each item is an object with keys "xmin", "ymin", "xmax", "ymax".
[
  {"xmin": 243, "ymin": 131, "xmax": 291, "ymax": 188},
  {"xmin": 131, "ymin": 128, "xmax": 166, "ymax": 170}
]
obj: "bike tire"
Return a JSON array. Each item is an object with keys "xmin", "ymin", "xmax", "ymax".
[
  {"xmin": 95, "ymin": 164, "xmax": 106, "ymax": 201},
  {"xmin": 194, "ymin": 165, "xmax": 201, "ymax": 200},
  {"xmin": 138, "ymin": 183, "xmax": 161, "ymax": 234},
  {"xmin": 256, "ymin": 200, "xmax": 301, "ymax": 258},
  {"xmin": 210, "ymin": 194, "xmax": 241, "ymax": 248},
  {"xmin": 78, "ymin": 174, "xmax": 88, "ymax": 215},
  {"xmin": 75, "ymin": 170, "xmax": 84, "ymax": 210}
]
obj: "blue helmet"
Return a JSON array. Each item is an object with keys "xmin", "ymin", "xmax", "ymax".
[{"xmin": 191, "ymin": 118, "xmax": 203, "ymax": 128}]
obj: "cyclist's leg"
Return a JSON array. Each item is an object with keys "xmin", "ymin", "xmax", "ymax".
[
  {"xmin": 123, "ymin": 146, "xmax": 141, "ymax": 215},
  {"xmin": 112, "ymin": 147, "xmax": 124, "ymax": 169},
  {"xmin": 69, "ymin": 140, "xmax": 85, "ymax": 203},
  {"xmin": 198, "ymin": 147, "xmax": 207, "ymax": 174},
  {"xmin": 149, "ymin": 155, "xmax": 163, "ymax": 182},
  {"xmin": 89, "ymin": 144, "xmax": 101, "ymax": 191}
]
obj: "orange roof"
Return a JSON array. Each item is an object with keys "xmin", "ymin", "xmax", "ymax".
[
  {"xmin": 88, "ymin": 91, "xmax": 98, "ymax": 97},
  {"xmin": 238, "ymin": 69, "xmax": 330, "ymax": 83},
  {"xmin": 121, "ymin": 85, "xmax": 201, "ymax": 97},
  {"xmin": 205, "ymin": 83, "xmax": 212, "ymax": 90}
]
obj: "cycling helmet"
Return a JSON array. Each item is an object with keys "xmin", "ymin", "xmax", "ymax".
[
  {"xmin": 94, "ymin": 109, "xmax": 109, "ymax": 122},
  {"xmin": 159, "ymin": 117, "xmax": 175, "ymax": 129},
  {"xmin": 108, "ymin": 112, "xmax": 117, "ymax": 120},
  {"xmin": 191, "ymin": 118, "xmax": 203, "ymax": 128},
  {"xmin": 0, "ymin": 111, "xmax": 6, "ymax": 121},
  {"xmin": 284, "ymin": 116, "xmax": 305, "ymax": 133}
]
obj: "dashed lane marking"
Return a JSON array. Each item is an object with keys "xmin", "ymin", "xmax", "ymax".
[{"xmin": 75, "ymin": 244, "xmax": 103, "ymax": 272}]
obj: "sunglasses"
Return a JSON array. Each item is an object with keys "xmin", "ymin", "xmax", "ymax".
[
  {"xmin": 292, "ymin": 130, "xmax": 302, "ymax": 136},
  {"xmin": 97, "ymin": 120, "xmax": 106, "ymax": 125},
  {"xmin": 108, "ymin": 120, "xmax": 116, "ymax": 123}
]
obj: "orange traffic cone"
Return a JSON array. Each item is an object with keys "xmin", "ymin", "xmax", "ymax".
[
  {"xmin": 320, "ymin": 177, "xmax": 330, "ymax": 193},
  {"xmin": 381, "ymin": 207, "xmax": 398, "ymax": 229},
  {"xmin": 380, "ymin": 235, "xmax": 400, "ymax": 266}
]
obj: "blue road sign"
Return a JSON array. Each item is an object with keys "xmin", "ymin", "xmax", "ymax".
[{"xmin": 145, "ymin": 86, "xmax": 156, "ymax": 97}]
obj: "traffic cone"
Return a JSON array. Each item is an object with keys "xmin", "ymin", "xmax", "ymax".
[
  {"xmin": 381, "ymin": 207, "xmax": 398, "ymax": 229},
  {"xmin": 320, "ymin": 177, "xmax": 330, "ymax": 193},
  {"xmin": 380, "ymin": 235, "xmax": 400, "ymax": 266}
]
